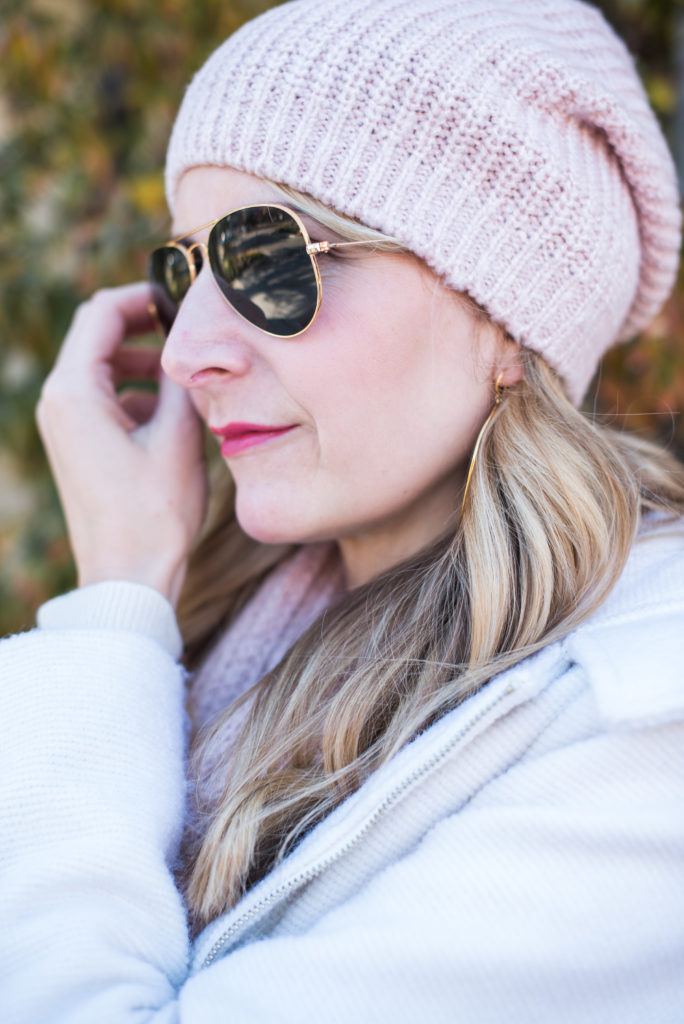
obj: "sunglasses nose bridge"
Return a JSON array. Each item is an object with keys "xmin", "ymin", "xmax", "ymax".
[{"xmin": 188, "ymin": 240, "xmax": 229, "ymax": 312}]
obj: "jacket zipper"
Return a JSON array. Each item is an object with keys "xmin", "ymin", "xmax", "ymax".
[{"xmin": 199, "ymin": 679, "xmax": 517, "ymax": 969}]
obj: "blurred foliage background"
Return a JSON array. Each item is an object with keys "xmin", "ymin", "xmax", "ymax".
[{"xmin": 1, "ymin": 0, "xmax": 683, "ymax": 636}]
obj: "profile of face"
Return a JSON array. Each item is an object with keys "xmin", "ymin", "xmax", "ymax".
[{"xmin": 161, "ymin": 166, "xmax": 521, "ymax": 586}]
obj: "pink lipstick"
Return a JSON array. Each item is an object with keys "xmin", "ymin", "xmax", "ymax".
[{"xmin": 209, "ymin": 421, "xmax": 297, "ymax": 457}]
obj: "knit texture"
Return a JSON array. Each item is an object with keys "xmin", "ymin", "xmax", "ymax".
[
  {"xmin": 188, "ymin": 543, "xmax": 343, "ymax": 737},
  {"xmin": 164, "ymin": 0, "xmax": 681, "ymax": 404},
  {"xmin": 1, "ymin": 524, "xmax": 683, "ymax": 1021},
  {"xmin": 183, "ymin": 542, "xmax": 344, "ymax": 865}
]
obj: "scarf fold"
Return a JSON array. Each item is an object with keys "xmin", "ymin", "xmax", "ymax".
[
  {"xmin": 188, "ymin": 542, "xmax": 345, "ymax": 739},
  {"xmin": 180, "ymin": 542, "xmax": 345, "ymax": 878}
]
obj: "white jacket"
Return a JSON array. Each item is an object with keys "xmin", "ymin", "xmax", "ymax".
[{"xmin": 1, "ymin": 519, "xmax": 683, "ymax": 1024}]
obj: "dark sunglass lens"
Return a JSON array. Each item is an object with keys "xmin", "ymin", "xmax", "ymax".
[
  {"xmin": 207, "ymin": 206, "xmax": 319, "ymax": 336},
  {"xmin": 147, "ymin": 246, "xmax": 192, "ymax": 335}
]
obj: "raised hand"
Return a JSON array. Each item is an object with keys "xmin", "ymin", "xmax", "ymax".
[{"xmin": 36, "ymin": 282, "xmax": 208, "ymax": 607}]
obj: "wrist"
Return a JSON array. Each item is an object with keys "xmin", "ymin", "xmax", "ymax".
[{"xmin": 77, "ymin": 557, "xmax": 188, "ymax": 608}]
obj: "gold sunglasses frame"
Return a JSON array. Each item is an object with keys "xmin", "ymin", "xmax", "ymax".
[{"xmin": 150, "ymin": 202, "xmax": 380, "ymax": 339}]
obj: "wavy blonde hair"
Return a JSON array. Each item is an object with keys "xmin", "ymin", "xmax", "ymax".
[{"xmin": 176, "ymin": 182, "xmax": 684, "ymax": 930}]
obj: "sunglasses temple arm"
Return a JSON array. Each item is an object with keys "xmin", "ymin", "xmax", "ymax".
[{"xmin": 306, "ymin": 239, "xmax": 389, "ymax": 255}]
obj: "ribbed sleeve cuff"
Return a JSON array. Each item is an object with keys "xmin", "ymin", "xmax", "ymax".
[{"xmin": 36, "ymin": 581, "xmax": 184, "ymax": 660}]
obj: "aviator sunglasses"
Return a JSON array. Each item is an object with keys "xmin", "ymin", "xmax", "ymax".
[{"xmin": 147, "ymin": 203, "xmax": 380, "ymax": 339}]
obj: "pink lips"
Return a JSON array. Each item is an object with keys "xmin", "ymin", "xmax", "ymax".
[{"xmin": 209, "ymin": 421, "xmax": 297, "ymax": 457}]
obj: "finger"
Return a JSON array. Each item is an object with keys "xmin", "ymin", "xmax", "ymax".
[
  {"xmin": 150, "ymin": 368, "xmax": 203, "ymax": 439},
  {"xmin": 56, "ymin": 282, "xmax": 159, "ymax": 373}
]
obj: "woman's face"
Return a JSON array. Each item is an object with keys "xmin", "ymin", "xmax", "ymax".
[{"xmin": 162, "ymin": 166, "xmax": 519, "ymax": 586}]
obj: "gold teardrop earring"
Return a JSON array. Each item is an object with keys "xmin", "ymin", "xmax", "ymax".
[{"xmin": 458, "ymin": 371, "xmax": 505, "ymax": 526}]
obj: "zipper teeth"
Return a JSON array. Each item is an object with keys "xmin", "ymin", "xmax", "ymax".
[{"xmin": 201, "ymin": 682, "xmax": 515, "ymax": 968}]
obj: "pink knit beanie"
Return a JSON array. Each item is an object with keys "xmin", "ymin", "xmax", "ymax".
[{"xmin": 165, "ymin": 0, "xmax": 681, "ymax": 404}]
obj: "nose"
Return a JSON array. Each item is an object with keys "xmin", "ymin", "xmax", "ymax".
[{"xmin": 160, "ymin": 267, "xmax": 253, "ymax": 388}]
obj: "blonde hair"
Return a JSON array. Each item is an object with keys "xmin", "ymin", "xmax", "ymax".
[{"xmin": 176, "ymin": 183, "xmax": 684, "ymax": 931}]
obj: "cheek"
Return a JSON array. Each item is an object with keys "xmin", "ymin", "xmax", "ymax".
[
  {"xmin": 301, "ymin": 315, "xmax": 488, "ymax": 499},
  {"xmin": 291, "ymin": 339, "xmax": 426, "ymax": 492},
  {"xmin": 294, "ymin": 320, "xmax": 416, "ymax": 447}
]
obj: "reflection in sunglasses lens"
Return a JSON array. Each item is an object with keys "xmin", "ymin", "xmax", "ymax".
[
  {"xmin": 148, "ymin": 246, "xmax": 192, "ymax": 304},
  {"xmin": 149, "ymin": 283, "xmax": 176, "ymax": 337},
  {"xmin": 148, "ymin": 245, "xmax": 194, "ymax": 335},
  {"xmin": 208, "ymin": 206, "xmax": 319, "ymax": 336}
]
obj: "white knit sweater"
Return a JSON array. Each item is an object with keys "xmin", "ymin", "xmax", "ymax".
[{"xmin": 0, "ymin": 518, "xmax": 683, "ymax": 1023}]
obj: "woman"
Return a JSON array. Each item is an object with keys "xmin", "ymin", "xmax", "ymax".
[{"xmin": 1, "ymin": 0, "xmax": 683, "ymax": 1020}]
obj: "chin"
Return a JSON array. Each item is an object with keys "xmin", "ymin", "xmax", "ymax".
[
  {"xmin": 234, "ymin": 500, "xmax": 321, "ymax": 547},
  {"xmin": 237, "ymin": 519, "xmax": 298, "ymax": 546}
]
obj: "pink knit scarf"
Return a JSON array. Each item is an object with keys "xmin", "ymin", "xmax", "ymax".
[
  {"xmin": 188, "ymin": 542, "xmax": 345, "ymax": 739},
  {"xmin": 181, "ymin": 542, "xmax": 345, "ymax": 859}
]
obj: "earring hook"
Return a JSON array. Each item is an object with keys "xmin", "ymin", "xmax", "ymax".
[{"xmin": 458, "ymin": 372, "xmax": 505, "ymax": 527}]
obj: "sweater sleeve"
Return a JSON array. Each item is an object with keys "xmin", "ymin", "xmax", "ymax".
[
  {"xmin": 36, "ymin": 580, "xmax": 184, "ymax": 659},
  {"xmin": 1, "ymin": 581, "xmax": 683, "ymax": 1022},
  {"xmin": 0, "ymin": 584, "xmax": 190, "ymax": 1023}
]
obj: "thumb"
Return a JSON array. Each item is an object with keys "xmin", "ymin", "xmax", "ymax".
[{"xmin": 151, "ymin": 368, "xmax": 203, "ymax": 441}]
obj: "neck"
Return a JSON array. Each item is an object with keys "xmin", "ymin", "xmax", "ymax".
[{"xmin": 337, "ymin": 479, "xmax": 462, "ymax": 589}]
